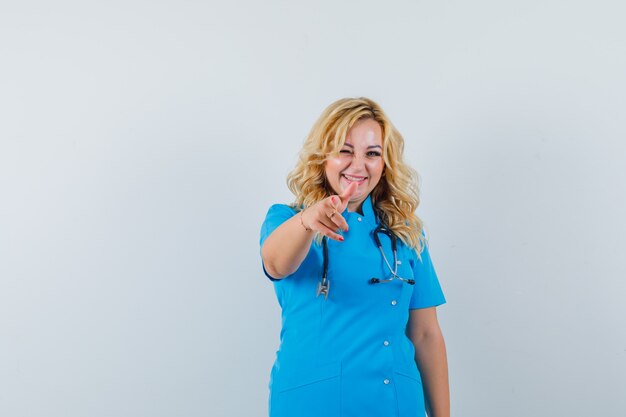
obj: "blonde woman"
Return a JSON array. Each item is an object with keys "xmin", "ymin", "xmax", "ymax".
[{"xmin": 260, "ymin": 97, "xmax": 449, "ymax": 417}]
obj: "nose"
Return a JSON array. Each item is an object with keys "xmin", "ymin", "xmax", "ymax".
[{"xmin": 348, "ymin": 153, "xmax": 366, "ymax": 170}]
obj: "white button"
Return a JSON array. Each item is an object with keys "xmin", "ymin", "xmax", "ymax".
[
  {"xmin": 383, "ymin": 340, "xmax": 390, "ymax": 346},
  {"xmin": 357, "ymin": 217, "xmax": 362, "ymax": 222},
  {"xmin": 383, "ymin": 378, "xmax": 390, "ymax": 385},
  {"xmin": 391, "ymin": 300, "xmax": 397, "ymax": 306},
  {"xmin": 397, "ymin": 260, "xmax": 402, "ymax": 265}
]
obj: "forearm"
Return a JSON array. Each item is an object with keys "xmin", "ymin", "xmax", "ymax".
[
  {"xmin": 413, "ymin": 329, "xmax": 450, "ymax": 417},
  {"xmin": 261, "ymin": 213, "xmax": 315, "ymax": 279}
]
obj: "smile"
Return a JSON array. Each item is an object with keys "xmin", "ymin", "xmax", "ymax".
[{"xmin": 342, "ymin": 174, "xmax": 367, "ymax": 184}]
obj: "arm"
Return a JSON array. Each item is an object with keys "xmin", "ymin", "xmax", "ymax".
[
  {"xmin": 406, "ymin": 307, "xmax": 450, "ymax": 417},
  {"xmin": 261, "ymin": 183, "xmax": 357, "ymax": 279},
  {"xmin": 260, "ymin": 209, "xmax": 317, "ymax": 279}
]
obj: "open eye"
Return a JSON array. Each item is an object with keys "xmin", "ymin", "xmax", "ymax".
[{"xmin": 367, "ymin": 151, "xmax": 382, "ymax": 157}]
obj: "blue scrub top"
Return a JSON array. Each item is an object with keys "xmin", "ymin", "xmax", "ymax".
[{"xmin": 260, "ymin": 195, "xmax": 446, "ymax": 417}]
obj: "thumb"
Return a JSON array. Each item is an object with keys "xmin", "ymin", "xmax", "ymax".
[{"xmin": 338, "ymin": 182, "xmax": 358, "ymax": 209}]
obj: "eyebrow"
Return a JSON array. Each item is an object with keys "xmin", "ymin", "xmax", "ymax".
[{"xmin": 343, "ymin": 143, "xmax": 383, "ymax": 150}]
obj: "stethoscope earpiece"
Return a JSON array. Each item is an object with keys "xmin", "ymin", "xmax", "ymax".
[{"xmin": 316, "ymin": 237, "xmax": 331, "ymax": 299}]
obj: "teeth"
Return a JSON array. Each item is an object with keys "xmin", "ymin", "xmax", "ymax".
[{"xmin": 344, "ymin": 174, "xmax": 365, "ymax": 181}]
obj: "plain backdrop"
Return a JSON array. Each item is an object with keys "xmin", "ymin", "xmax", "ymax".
[{"xmin": 1, "ymin": 1, "xmax": 625, "ymax": 416}]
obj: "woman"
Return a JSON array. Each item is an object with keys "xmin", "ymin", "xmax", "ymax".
[{"xmin": 260, "ymin": 97, "xmax": 449, "ymax": 417}]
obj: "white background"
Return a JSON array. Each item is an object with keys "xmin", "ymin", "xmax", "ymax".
[{"xmin": 1, "ymin": 1, "xmax": 625, "ymax": 416}]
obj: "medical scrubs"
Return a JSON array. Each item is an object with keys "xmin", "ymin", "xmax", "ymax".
[{"xmin": 259, "ymin": 195, "xmax": 446, "ymax": 417}]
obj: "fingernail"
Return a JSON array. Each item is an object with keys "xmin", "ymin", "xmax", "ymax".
[
  {"xmin": 331, "ymin": 196, "xmax": 337, "ymax": 204},
  {"xmin": 339, "ymin": 236, "xmax": 344, "ymax": 241}
]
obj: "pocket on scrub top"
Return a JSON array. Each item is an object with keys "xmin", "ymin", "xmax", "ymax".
[
  {"xmin": 393, "ymin": 368, "xmax": 425, "ymax": 416},
  {"xmin": 272, "ymin": 362, "xmax": 341, "ymax": 417}
]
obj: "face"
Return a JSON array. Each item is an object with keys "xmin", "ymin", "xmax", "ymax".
[{"xmin": 324, "ymin": 118, "xmax": 385, "ymax": 212}]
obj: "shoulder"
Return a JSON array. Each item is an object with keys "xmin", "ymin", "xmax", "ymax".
[
  {"xmin": 403, "ymin": 228, "xmax": 430, "ymax": 266},
  {"xmin": 260, "ymin": 204, "xmax": 298, "ymax": 246},
  {"xmin": 261, "ymin": 203, "xmax": 298, "ymax": 229},
  {"xmin": 264, "ymin": 203, "xmax": 297, "ymax": 218}
]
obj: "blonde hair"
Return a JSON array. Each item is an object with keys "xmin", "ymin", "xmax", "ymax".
[{"xmin": 287, "ymin": 97, "xmax": 426, "ymax": 254}]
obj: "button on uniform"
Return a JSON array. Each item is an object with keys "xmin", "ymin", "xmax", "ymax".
[
  {"xmin": 383, "ymin": 340, "xmax": 390, "ymax": 346},
  {"xmin": 383, "ymin": 378, "xmax": 390, "ymax": 385},
  {"xmin": 391, "ymin": 300, "xmax": 397, "ymax": 306}
]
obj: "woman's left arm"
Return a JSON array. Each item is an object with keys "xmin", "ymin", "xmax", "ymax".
[{"xmin": 407, "ymin": 307, "xmax": 450, "ymax": 417}]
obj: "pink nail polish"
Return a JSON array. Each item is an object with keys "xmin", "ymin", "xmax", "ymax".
[{"xmin": 339, "ymin": 236, "xmax": 344, "ymax": 241}]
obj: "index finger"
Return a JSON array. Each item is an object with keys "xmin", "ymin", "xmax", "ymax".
[
  {"xmin": 326, "ymin": 196, "xmax": 349, "ymax": 231},
  {"xmin": 338, "ymin": 182, "xmax": 358, "ymax": 208}
]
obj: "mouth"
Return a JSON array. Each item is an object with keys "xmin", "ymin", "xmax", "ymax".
[{"xmin": 342, "ymin": 174, "xmax": 367, "ymax": 185}]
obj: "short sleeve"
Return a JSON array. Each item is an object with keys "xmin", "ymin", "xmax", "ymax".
[
  {"xmin": 408, "ymin": 241, "xmax": 446, "ymax": 309},
  {"xmin": 259, "ymin": 204, "xmax": 297, "ymax": 280}
]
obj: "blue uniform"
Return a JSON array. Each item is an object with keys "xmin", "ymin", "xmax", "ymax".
[{"xmin": 260, "ymin": 195, "xmax": 446, "ymax": 417}]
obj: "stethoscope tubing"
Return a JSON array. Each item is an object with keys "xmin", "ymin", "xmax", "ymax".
[{"xmin": 316, "ymin": 223, "xmax": 415, "ymax": 299}]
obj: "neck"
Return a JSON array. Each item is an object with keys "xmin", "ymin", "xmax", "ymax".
[{"xmin": 347, "ymin": 202, "xmax": 364, "ymax": 215}]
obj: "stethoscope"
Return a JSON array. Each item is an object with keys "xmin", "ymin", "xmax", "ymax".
[{"xmin": 316, "ymin": 223, "xmax": 415, "ymax": 299}]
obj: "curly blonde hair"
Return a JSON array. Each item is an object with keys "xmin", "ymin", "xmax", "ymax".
[{"xmin": 287, "ymin": 97, "xmax": 426, "ymax": 254}]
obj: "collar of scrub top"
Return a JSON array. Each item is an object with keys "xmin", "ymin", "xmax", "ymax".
[{"xmin": 341, "ymin": 194, "xmax": 379, "ymax": 228}]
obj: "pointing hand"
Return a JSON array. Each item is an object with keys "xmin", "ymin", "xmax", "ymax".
[{"xmin": 299, "ymin": 182, "xmax": 359, "ymax": 242}]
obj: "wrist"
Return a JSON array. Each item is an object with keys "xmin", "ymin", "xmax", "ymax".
[{"xmin": 300, "ymin": 209, "xmax": 312, "ymax": 232}]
